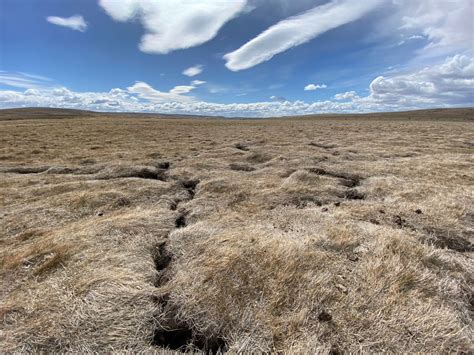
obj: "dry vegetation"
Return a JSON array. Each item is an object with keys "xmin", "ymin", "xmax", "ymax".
[{"xmin": 0, "ymin": 108, "xmax": 473, "ymax": 353}]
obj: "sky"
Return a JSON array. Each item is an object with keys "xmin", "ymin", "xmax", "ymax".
[{"xmin": 0, "ymin": 0, "xmax": 472, "ymax": 117}]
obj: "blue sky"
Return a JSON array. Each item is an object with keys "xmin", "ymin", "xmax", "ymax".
[{"xmin": 0, "ymin": 0, "xmax": 472, "ymax": 116}]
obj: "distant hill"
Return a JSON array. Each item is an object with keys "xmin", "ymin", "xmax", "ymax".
[
  {"xmin": 0, "ymin": 106, "xmax": 472, "ymax": 121},
  {"xmin": 289, "ymin": 108, "xmax": 474, "ymax": 121},
  {"xmin": 0, "ymin": 107, "xmax": 100, "ymax": 120},
  {"xmin": 0, "ymin": 107, "xmax": 225, "ymax": 121}
]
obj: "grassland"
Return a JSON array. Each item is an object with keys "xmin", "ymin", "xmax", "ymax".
[{"xmin": 0, "ymin": 108, "xmax": 473, "ymax": 353}]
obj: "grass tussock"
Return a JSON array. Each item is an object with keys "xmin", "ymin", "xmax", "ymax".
[{"xmin": 0, "ymin": 110, "xmax": 473, "ymax": 352}]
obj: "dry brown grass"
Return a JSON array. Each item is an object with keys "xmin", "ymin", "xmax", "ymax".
[{"xmin": 0, "ymin": 108, "xmax": 473, "ymax": 352}]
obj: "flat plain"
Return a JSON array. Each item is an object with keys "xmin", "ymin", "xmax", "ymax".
[{"xmin": 0, "ymin": 108, "xmax": 473, "ymax": 353}]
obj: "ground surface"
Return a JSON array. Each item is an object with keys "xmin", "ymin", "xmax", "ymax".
[{"xmin": 0, "ymin": 108, "xmax": 473, "ymax": 352}]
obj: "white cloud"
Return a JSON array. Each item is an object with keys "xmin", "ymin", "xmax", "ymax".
[
  {"xmin": 127, "ymin": 82, "xmax": 196, "ymax": 103},
  {"xmin": 191, "ymin": 80, "xmax": 206, "ymax": 86},
  {"xmin": 224, "ymin": 0, "xmax": 382, "ymax": 71},
  {"xmin": 366, "ymin": 54, "xmax": 474, "ymax": 107},
  {"xmin": 304, "ymin": 84, "xmax": 327, "ymax": 91},
  {"xmin": 99, "ymin": 0, "xmax": 247, "ymax": 54},
  {"xmin": 46, "ymin": 15, "xmax": 87, "ymax": 32},
  {"xmin": 169, "ymin": 85, "xmax": 195, "ymax": 95},
  {"xmin": 183, "ymin": 65, "xmax": 203, "ymax": 77},
  {"xmin": 1, "ymin": 55, "xmax": 472, "ymax": 117},
  {"xmin": 0, "ymin": 72, "xmax": 53, "ymax": 89},
  {"xmin": 334, "ymin": 91, "xmax": 358, "ymax": 100},
  {"xmin": 396, "ymin": 0, "xmax": 473, "ymax": 57},
  {"xmin": 270, "ymin": 95, "xmax": 287, "ymax": 102}
]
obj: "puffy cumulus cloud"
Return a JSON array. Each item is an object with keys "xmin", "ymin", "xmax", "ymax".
[
  {"xmin": 396, "ymin": 0, "xmax": 473, "ymax": 57},
  {"xmin": 127, "ymin": 82, "xmax": 196, "ymax": 103},
  {"xmin": 304, "ymin": 84, "xmax": 327, "ymax": 91},
  {"xmin": 1, "ymin": 55, "xmax": 472, "ymax": 117},
  {"xmin": 0, "ymin": 86, "xmax": 140, "ymax": 111},
  {"xmin": 46, "ymin": 15, "xmax": 87, "ymax": 32},
  {"xmin": 367, "ymin": 55, "xmax": 474, "ymax": 107},
  {"xmin": 183, "ymin": 65, "xmax": 203, "ymax": 77},
  {"xmin": 99, "ymin": 0, "xmax": 247, "ymax": 54},
  {"xmin": 334, "ymin": 91, "xmax": 359, "ymax": 100},
  {"xmin": 224, "ymin": 0, "xmax": 382, "ymax": 71}
]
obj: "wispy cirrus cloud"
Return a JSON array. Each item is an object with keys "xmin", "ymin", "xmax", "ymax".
[
  {"xmin": 0, "ymin": 72, "xmax": 54, "ymax": 89},
  {"xmin": 224, "ymin": 0, "xmax": 382, "ymax": 71},
  {"xmin": 98, "ymin": 0, "xmax": 248, "ymax": 54},
  {"xmin": 396, "ymin": 0, "xmax": 473, "ymax": 58},
  {"xmin": 46, "ymin": 15, "xmax": 88, "ymax": 32}
]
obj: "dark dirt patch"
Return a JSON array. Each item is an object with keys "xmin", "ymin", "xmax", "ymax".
[
  {"xmin": 309, "ymin": 142, "xmax": 337, "ymax": 149},
  {"xmin": 424, "ymin": 228, "xmax": 474, "ymax": 252},
  {"xmin": 329, "ymin": 346, "xmax": 343, "ymax": 355},
  {"xmin": 169, "ymin": 200, "xmax": 179, "ymax": 211},
  {"xmin": 338, "ymin": 178, "xmax": 359, "ymax": 188},
  {"xmin": 156, "ymin": 161, "xmax": 171, "ymax": 170},
  {"xmin": 343, "ymin": 189, "xmax": 365, "ymax": 200},
  {"xmin": 175, "ymin": 212, "xmax": 188, "ymax": 228},
  {"xmin": 153, "ymin": 320, "xmax": 227, "ymax": 353},
  {"xmin": 307, "ymin": 167, "xmax": 361, "ymax": 188},
  {"xmin": 3, "ymin": 166, "xmax": 50, "ymax": 174},
  {"xmin": 154, "ymin": 242, "xmax": 173, "ymax": 287},
  {"xmin": 393, "ymin": 215, "xmax": 406, "ymax": 228},
  {"xmin": 229, "ymin": 163, "xmax": 256, "ymax": 172},
  {"xmin": 96, "ymin": 166, "xmax": 168, "ymax": 181},
  {"xmin": 318, "ymin": 310, "xmax": 333, "ymax": 322},
  {"xmin": 180, "ymin": 179, "xmax": 200, "ymax": 199},
  {"xmin": 284, "ymin": 195, "xmax": 323, "ymax": 209},
  {"xmin": 154, "ymin": 242, "xmax": 172, "ymax": 272},
  {"xmin": 132, "ymin": 168, "xmax": 167, "ymax": 180},
  {"xmin": 234, "ymin": 143, "xmax": 249, "ymax": 151}
]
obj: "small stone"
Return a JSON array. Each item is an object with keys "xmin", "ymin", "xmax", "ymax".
[
  {"xmin": 318, "ymin": 310, "xmax": 332, "ymax": 322},
  {"xmin": 335, "ymin": 283, "xmax": 348, "ymax": 294},
  {"xmin": 353, "ymin": 245, "xmax": 368, "ymax": 254},
  {"xmin": 347, "ymin": 254, "xmax": 359, "ymax": 262},
  {"xmin": 97, "ymin": 211, "xmax": 104, "ymax": 216},
  {"xmin": 415, "ymin": 209, "xmax": 423, "ymax": 214},
  {"xmin": 334, "ymin": 202, "xmax": 341, "ymax": 207}
]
